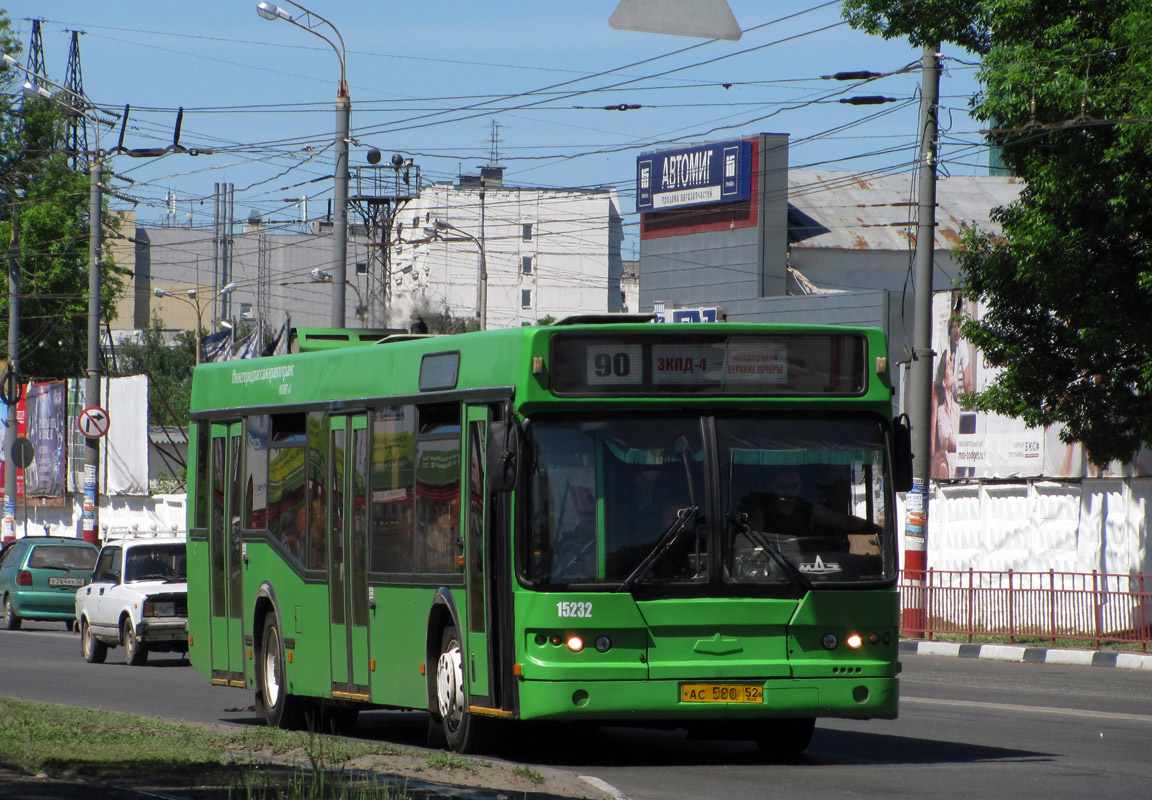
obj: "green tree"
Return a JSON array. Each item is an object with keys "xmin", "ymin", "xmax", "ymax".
[
  {"xmin": 843, "ymin": 0, "xmax": 992, "ymax": 53},
  {"xmin": 844, "ymin": 1, "xmax": 1152, "ymax": 465},
  {"xmin": 408, "ymin": 300, "xmax": 480, "ymax": 335},
  {"xmin": 112, "ymin": 315, "xmax": 195, "ymax": 428},
  {"xmin": 0, "ymin": 11, "xmax": 124, "ymax": 380}
]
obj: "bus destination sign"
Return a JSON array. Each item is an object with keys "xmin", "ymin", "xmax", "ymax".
[{"xmin": 551, "ymin": 333, "xmax": 866, "ymax": 397}]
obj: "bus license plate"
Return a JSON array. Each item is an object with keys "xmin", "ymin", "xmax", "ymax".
[
  {"xmin": 681, "ymin": 683, "xmax": 764, "ymax": 704},
  {"xmin": 49, "ymin": 576, "xmax": 85, "ymax": 587}
]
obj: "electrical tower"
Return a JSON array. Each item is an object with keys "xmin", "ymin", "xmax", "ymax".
[
  {"xmin": 256, "ymin": 220, "xmax": 270, "ymax": 326},
  {"xmin": 64, "ymin": 31, "xmax": 89, "ymax": 171},
  {"xmin": 488, "ymin": 120, "xmax": 502, "ymax": 166},
  {"xmin": 25, "ymin": 19, "xmax": 46, "ymax": 85},
  {"xmin": 349, "ymin": 153, "xmax": 420, "ymax": 328}
]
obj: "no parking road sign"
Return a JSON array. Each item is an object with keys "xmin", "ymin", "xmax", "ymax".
[{"xmin": 78, "ymin": 406, "xmax": 110, "ymax": 439}]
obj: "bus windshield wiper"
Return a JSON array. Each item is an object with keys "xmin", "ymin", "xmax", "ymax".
[
  {"xmin": 728, "ymin": 511, "xmax": 813, "ymax": 594},
  {"xmin": 615, "ymin": 505, "xmax": 698, "ymax": 593}
]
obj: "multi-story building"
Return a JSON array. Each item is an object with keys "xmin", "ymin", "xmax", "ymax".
[
  {"xmin": 131, "ymin": 168, "xmax": 623, "ymax": 337},
  {"xmin": 390, "ymin": 170, "xmax": 624, "ymax": 328}
]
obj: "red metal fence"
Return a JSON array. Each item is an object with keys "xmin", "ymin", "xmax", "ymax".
[{"xmin": 899, "ymin": 569, "xmax": 1152, "ymax": 651}]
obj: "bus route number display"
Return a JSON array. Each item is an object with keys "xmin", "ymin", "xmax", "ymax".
[
  {"xmin": 584, "ymin": 341, "xmax": 788, "ymax": 387},
  {"xmin": 587, "ymin": 344, "xmax": 642, "ymax": 385},
  {"xmin": 553, "ymin": 332, "xmax": 867, "ymax": 396}
]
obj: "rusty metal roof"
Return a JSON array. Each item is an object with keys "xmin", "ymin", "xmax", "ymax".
[{"xmin": 787, "ymin": 170, "xmax": 1021, "ymax": 251}]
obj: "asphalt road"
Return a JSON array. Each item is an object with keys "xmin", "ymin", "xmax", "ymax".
[{"xmin": 2, "ymin": 621, "xmax": 1151, "ymax": 799}]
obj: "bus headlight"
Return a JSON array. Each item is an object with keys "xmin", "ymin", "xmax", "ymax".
[
  {"xmin": 566, "ymin": 636, "xmax": 584, "ymax": 653},
  {"xmin": 822, "ymin": 633, "xmax": 838, "ymax": 650},
  {"xmin": 594, "ymin": 635, "xmax": 612, "ymax": 653},
  {"xmin": 846, "ymin": 633, "xmax": 863, "ymax": 649}
]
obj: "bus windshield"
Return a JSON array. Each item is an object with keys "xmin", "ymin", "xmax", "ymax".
[{"xmin": 525, "ymin": 415, "xmax": 894, "ymax": 591}]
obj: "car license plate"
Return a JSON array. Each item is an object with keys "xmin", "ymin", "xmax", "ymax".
[
  {"xmin": 681, "ymin": 683, "xmax": 764, "ymax": 704},
  {"xmin": 49, "ymin": 576, "xmax": 85, "ymax": 587}
]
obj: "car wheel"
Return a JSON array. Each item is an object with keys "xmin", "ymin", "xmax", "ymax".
[
  {"xmin": 3, "ymin": 596, "xmax": 20, "ymax": 631},
  {"xmin": 257, "ymin": 611, "xmax": 306, "ymax": 729},
  {"xmin": 754, "ymin": 717, "xmax": 816, "ymax": 759},
  {"xmin": 82, "ymin": 619, "xmax": 107, "ymax": 664},
  {"xmin": 435, "ymin": 625, "xmax": 496, "ymax": 754},
  {"xmin": 122, "ymin": 618, "xmax": 148, "ymax": 666}
]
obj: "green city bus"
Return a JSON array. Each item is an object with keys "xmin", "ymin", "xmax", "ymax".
[{"xmin": 186, "ymin": 319, "xmax": 910, "ymax": 755}]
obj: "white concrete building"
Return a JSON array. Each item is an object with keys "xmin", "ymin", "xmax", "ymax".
[{"xmin": 391, "ymin": 172, "xmax": 625, "ymax": 328}]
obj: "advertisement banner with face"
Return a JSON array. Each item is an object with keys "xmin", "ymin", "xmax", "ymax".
[{"xmin": 930, "ymin": 290, "xmax": 1150, "ymax": 479}]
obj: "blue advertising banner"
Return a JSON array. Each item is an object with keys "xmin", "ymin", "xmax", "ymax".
[
  {"xmin": 636, "ymin": 139, "xmax": 752, "ymax": 212},
  {"xmin": 25, "ymin": 381, "xmax": 67, "ymax": 498}
]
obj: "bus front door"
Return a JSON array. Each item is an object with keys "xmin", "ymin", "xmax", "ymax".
[
  {"xmin": 329, "ymin": 414, "xmax": 371, "ymax": 701},
  {"xmin": 208, "ymin": 422, "xmax": 245, "ymax": 687},
  {"xmin": 462, "ymin": 405, "xmax": 500, "ymax": 710}
]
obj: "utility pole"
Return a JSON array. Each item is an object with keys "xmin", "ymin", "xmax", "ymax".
[
  {"xmin": 478, "ymin": 184, "xmax": 487, "ymax": 330},
  {"xmin": 4, "ymin": 222, "xmax": 20, "ymax": 544},
  {"xmin": 902, "ymin": 44, "xmax": 941, "ymax": 636},
  {"xmin": 332, "ymin": 84, "xmax": 350, "ymax": 327},
  {"xmin": 82, "ymin": 156, "xmax": 103, "ymax": 545}
]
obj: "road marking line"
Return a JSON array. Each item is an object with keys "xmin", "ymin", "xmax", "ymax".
[
  {"xmin": 580, "ymin": 775, "xmax": 627, "ymax": 799},
  {"xmin": 904, "ymin": 696, "xmax": 1152, "ymax": 724}
]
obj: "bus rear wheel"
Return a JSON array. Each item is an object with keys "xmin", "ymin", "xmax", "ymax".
[
  {"xmin": 754, "ymin": 717, "xmax": 816, "ymax": 759},
  {"xmin": 258, "ymin": 612, "xmax": 306, "ymax": 729},
  {"xmin": 435, "ymin": 625, "xmax": 494, "ymax": 754}
]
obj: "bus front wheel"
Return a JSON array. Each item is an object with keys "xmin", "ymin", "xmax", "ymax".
[
  {"xmin": 258, "ymin": 612, "xmax": 306, "ymax": 729},
  {"xmin": 435, "ymin": 625, "xmax": 492, "ymax": 754}
]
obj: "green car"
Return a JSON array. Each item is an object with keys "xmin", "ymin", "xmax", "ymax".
[{"xmin": 0, "ymin": 537, "xmax": 99, "ymax": 631}]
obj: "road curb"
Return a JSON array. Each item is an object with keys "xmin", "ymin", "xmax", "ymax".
[{"xmin": 899, "ymin": 639, "xmax": 1152, "ymax": 671}]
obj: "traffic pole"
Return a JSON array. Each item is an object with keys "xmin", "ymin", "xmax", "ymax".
[
  {"xmin": 83, "ymin": 156, "xmax": 102, "ymax": 546},
  {"xmin": 902, "ymin": 44, "xmax": 941, "ymax": 637}
]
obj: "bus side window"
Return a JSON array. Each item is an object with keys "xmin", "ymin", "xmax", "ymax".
[
  {"xmin": 413, "ymin": 403, "xmax": 462, "ymax": 575},
  {"xmin": 267, "ymin": 413, "xmax": 307, "ymax": 564},
  {"xmin": 370, "ymin": 406, "xmax": 417, "ymax": 574},
  {"xmin": 306, "ymin": 411, "xmax": 329, "ymax": 571},
  {"xmin": 193, "ymin": 422, "xmax": 210, "ymax": 530},
  {"xmin": 244, "ymin": 415, "xmax": 270, "ymax": 531}
]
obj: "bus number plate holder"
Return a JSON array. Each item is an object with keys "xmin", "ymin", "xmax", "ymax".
[{"xmin": 680, "ymin": 683, "xmax": 764, "ymax": 704}]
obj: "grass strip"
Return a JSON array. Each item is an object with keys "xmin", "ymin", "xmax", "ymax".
[{"xmin": 0, "ymin": 697, "xmax": 407, "ymax": 795}]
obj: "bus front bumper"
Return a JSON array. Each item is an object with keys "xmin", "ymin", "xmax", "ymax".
[{"xmin": 515, "ymin": 675, "xmax": 899, "ymax": 722}]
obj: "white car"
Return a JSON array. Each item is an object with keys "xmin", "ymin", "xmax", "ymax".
[{"xmin": 75, "ymin": 535, "xmax": 189, "ymax": 666}]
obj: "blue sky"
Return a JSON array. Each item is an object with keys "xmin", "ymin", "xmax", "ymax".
[{"xmin": 8, "ymin": 1, "xmax": 985, "ymax": 252}]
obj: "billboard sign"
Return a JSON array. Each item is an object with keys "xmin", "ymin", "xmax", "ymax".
[
  {"xmin": 636, "ymin": 139, "xmax": 752, "ymax": 212},
  {"xmin": 929, "ymin": 290, "xmax": 1150, "ymax": 479}
]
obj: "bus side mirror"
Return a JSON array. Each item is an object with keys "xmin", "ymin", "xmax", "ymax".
[
  {"xmin": 487, "ymin": 420, "xmax": 518, "ymax": 493},
  {"xmin": 892, "ymin": 414, "xmax": 913, "ymax": 493}
]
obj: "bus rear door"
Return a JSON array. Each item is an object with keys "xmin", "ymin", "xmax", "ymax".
[
  {"xmin": 208, "ymin": 421, "xmax": 245, "ymax": 686},
  {"xmin": 329, "ymin": 414, "xmax": 371, "ymax": 701}
]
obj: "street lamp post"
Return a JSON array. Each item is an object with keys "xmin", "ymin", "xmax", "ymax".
[
  {"xmin": 153, "ymin": 283, "xmax": 237, "ymax": 364},
  {"xmin": 257, "ymin": 1, "xmax": 349, "ymax": 328},
  {"xmin": 432, "ymin": 220, "xmax": 487, "ymax": 330},
  {"xmin": 302, "ymin": 269, "xmax": 366, "ymax": 321}
]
